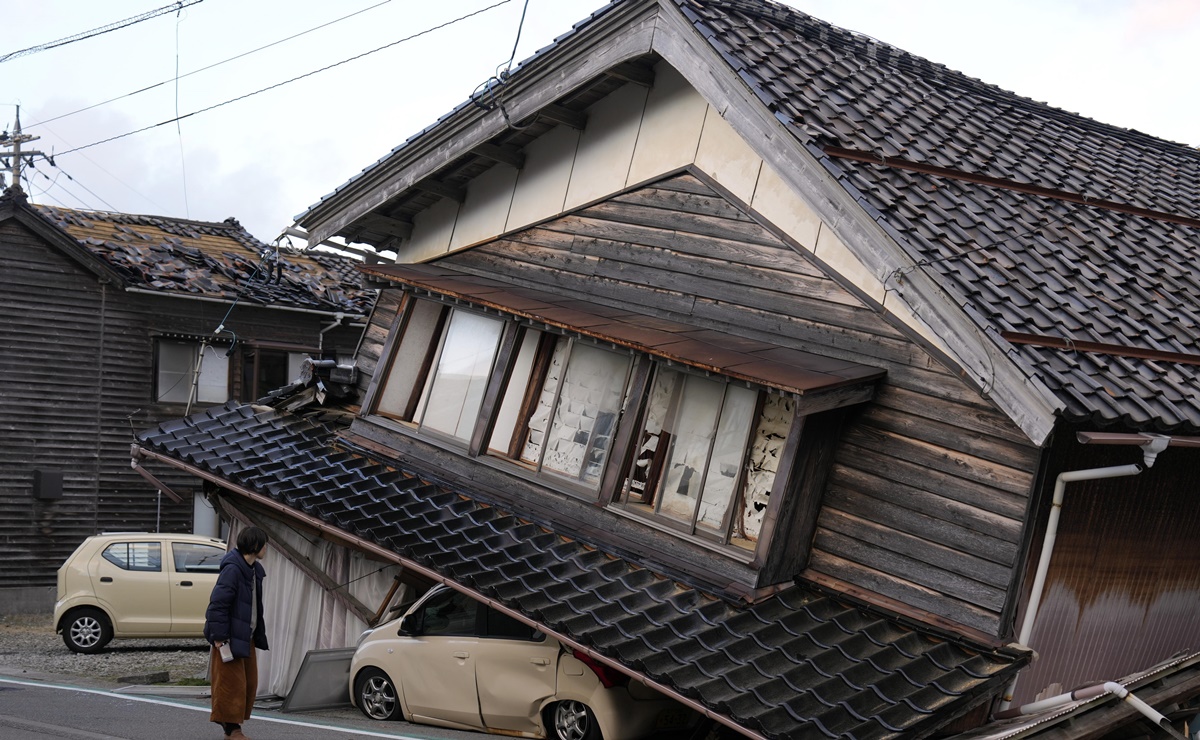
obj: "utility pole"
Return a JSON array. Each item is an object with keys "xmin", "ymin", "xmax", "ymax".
[{"xmin": 0, "ymin": 106, "xmax": 47, "ymax": 192}]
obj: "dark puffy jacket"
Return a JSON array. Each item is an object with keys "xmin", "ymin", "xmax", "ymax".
[{"xmin": 204, "ymin": 549, "xmax": 268, "ymax": 658}]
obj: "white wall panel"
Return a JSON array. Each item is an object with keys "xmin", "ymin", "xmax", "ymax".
[
  {"xmin": 450, "ymin": 163, "xmax": 519, "ymax": 250},
  {"xmin": 749, "ymin": 164, "xmax": 823, "ymax": 251},
  {"xmin": 814, "ymin": 223, "xmax": 886, "ymax": 304},
  {"xmin": 506, "ymin": 124, "xmax": 580, "ymax": 232},
  {"xmin": 627, "ymin": 62, "xmax": 708, "ymax": 185},
  {"xmin": 563, "ymin": 83, "xmax": 649, "ymax": 210},
  {"xmin": 695, "ymin": 108, "xmax": 763, "ymax": 204},
  {"xmin": 403, "ymin": 197, "xmax": 459, "ymax": 263}
]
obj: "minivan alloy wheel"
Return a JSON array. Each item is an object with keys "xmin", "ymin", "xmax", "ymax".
[
  {"xmin": 552, "ymin": 700, "xmax": 599, "ymax": 740},
  {"xmin": 356, "ymin": 667, "xmax": 401, "ymax": 721}
]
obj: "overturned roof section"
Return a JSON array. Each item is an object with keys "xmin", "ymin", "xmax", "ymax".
[
  {"xmin": 31, "ymin": 204, "xmax": 374, "ymax": 315},
  {"xmin": 135, "ymin": 401, "xmax": 1026, "ymax": 740},
  {"xmin": 363, "ymin": 261, "xmax": 884, "ymax": 400}
]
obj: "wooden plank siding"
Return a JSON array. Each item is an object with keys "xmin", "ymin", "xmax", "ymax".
[
  {"xmin": 407, "ymin": 172, "xmax": 1039, "ymax": 635},
  {"xmin": 0, "ymin": 219, "xmax": 366, "ymax": 588}
]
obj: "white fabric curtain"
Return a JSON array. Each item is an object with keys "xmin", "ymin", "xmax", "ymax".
[{"xmin": 223, "ymin": 516, "xmax": 408, "ymax": 698}]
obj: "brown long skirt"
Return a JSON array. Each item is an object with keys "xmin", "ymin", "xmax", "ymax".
[{"xmin": 209, "ymin": 646, "xmax": 258, "ymax": 724}]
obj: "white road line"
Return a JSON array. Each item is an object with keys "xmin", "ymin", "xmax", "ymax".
[{"xmin": 0, "ymin": 676, "xmax": 425, "ymax": 739}]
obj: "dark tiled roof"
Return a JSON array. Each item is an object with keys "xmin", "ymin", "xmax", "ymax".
[
  {"xmin": 361, "ymin": 262, "xmax": 884, "ymax": 395},
  {"xmin": 136, "ymin": 401, "xmax": 1025, "ymax": 740},
  {"xmin": 33, "ymin": 205, "xmax": 373, "ymax": 314},
  {"xmin": 676, "ymin": 0, "xmax": 1200, "ymax": 431}
]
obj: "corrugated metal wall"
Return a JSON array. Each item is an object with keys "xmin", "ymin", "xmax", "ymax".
[{"xmin": 1014, "ymin": 438, "xmax": 1200, "ymax": 704}]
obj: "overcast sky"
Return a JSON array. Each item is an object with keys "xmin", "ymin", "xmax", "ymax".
[{"xmin": 5, "ymin": 0, "xmax": 1198, "ymax": 244}]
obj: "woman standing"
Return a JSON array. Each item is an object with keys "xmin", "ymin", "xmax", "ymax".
[{"xmin": 204, "ymin": 526, "xmax": 270, "ymax": 740}]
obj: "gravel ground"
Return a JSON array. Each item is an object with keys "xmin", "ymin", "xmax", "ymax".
[{"xmin": 0, "ymin": 613, "xmax": 210, "ymax": 685}]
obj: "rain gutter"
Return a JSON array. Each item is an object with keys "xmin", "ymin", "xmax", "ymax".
[
  {"xmin": 995, "ymin": 681, "xmax": 1187, "ymax": 739},
  {"xmin": 129, "ymin": 443, "xmax": 769, "ymax": 740},
  {"xmin": 122, "ymin": 287, "xmax": 367, "ymax": 320}
]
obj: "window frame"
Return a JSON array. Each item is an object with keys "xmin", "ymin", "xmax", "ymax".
[
  {"xmin": 366, "ymin": 293, "xmax": 810, "ymax": 560},
  {"xmin": 101, "ymin": 541, "xmax": 163, "ymax": 572},
  {"xmin": 241, "ymin": 343, "xmax": 318, "ymax": 400},
  {"xmin": 613, "ymin": 362, "xmax": 791, "ymax": 550},
  {"xmin": 154, "ymin": 338, "xmax": 231, "ymax": 405}
]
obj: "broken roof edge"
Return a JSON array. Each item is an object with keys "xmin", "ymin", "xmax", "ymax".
[
  {"xmin": 32, "ymin": 203, "xmax": 270, "ymax": 248},
  {"xmin": 130, "ymin": 438, "xmax": 769, "ymax": 740},
  {"xmin": 295, "ymin": 0, "xmax": 657, "ymax": 245},
  {"xmin": 952, "ymin": 650, "xmax": 1200, "ymax": 739}
]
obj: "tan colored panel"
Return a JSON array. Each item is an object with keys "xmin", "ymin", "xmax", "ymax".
[
  {"xmin": 506, "ymin": 125, "xmax": 580, "ymax": 232},
  {"xmin": 815, "ymin": 223, "xmax": 886, "ymax": 304},
  {"xmin": 450, "ymin": 164, "xmax": 519, "ymax": 250},
  {"xmin": 403, "ymin": 198, "xmax": 460, "ymax": 263},
  {"xmin": 883, "ymin": 292, "xmax": 949, "ymax": 353},
  {"xmin": 627, "ymin": 62, "xmax": 708, "ymax": 185},
  {"xmin": 695, "ymin": 108, "xmax": 763, "ymax": 204},
  {"xmin": 749, "ymin": 164, "xmax": 822, "ymax": 251},
  {"xmin": 563, "ymin": 83, "xmax": 648, "ymax": 210}
]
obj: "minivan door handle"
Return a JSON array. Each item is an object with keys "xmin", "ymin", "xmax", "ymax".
[
  {"xmin": 530, "ymin": 657, "xmax": 550, "ymax": 666},
  {"xmin": 99, "ymin": 577, "xmax": 113, "ymax": 583},
  {"xmin": 452, "ymin": 651, "xmax": 470, "ymax": 659},
  {"xmin": 179, "ymin": 581, "xmax": 193, "ymax": 587}
]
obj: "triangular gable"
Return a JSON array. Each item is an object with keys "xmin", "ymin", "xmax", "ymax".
[{"xmin": 298, "ymin": 2, "xmax": 1059, "ymax": 444}]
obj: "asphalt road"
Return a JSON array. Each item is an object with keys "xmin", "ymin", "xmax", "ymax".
[{"xmin": 0, "ymin": 675, "xmax": 484, "ymax": 740}]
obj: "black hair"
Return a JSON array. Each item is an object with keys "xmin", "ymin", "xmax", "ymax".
[{"xmin": 237, "ymin": 526, "xmax": 269, "ymax": 555}]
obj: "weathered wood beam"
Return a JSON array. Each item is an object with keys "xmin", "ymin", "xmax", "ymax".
[
  {"xmin": 413, "ymin": 179, "xmax": 466, "ymax": 203},
  {"xmin": 358, "ymin": 214, "xmax": 414, "ymax": 240},
  {"xmin": 536, "ymin": 103, "xmax": 587, "ymax": 130},
  {"xmin": 216, "ymin": 498, "xmax": 377, "ymax": 625},
  {"xmin": 473, "ymin": 142, "xmax": 525, "ymax": 169},
  {"xmin": 605, "ymin": 60, "xmax": 655, "ymax": 87}
]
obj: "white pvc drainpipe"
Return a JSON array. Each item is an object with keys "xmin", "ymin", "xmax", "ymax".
[
  {"xmin": 998, "ymin": 435, "xmax": 1170, "ymax": 712},
  {"xmin": 995, "ymin": 681, "xmax": 1188, "ymax": 739}
]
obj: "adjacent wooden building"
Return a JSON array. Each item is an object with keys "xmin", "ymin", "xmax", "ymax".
[{"xmin": 0, "ymin": 188, "xmax": 374, "ymax": 609}]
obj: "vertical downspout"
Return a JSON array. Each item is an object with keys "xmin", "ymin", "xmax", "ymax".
[
  {"xmin": 998, "ymin": 464, "xmax": 1141, "ymax": 710},
  {"xmin": 998, "ymin": 436, "xmax": 1170, "ymax": 711},
  {"xmin": 95, "ymin": 279, "xmax": 110, "ymax": 533}
]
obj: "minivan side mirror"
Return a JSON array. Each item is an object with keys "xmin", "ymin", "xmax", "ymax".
[{"xmin": 398, "ymin": 611, "xmax": 423, "ymax": 636}]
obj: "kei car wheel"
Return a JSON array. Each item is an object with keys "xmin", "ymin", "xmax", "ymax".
[
  {"xmin": 355, "ymin": 667, "xmax": 402, "ymax": 721},
  {"xmin": 62, "ymin": 608, "xmax": 113, "ymax": 653},
  {"xmin": 549, "ymin": 700, "xmax": 601, "ymax": 740}
]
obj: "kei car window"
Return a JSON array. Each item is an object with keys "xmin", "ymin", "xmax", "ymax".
[
  {"xmin": 102, "ymin": 542, "xmax": 162, "ymax": 572},
  {"xmin": 420, "ymin": 588, "xmax": 478, "ymax": 636},
  {"xmin": 483, "ymin": 606, "xmax": 543, "ymax": 641},
  {"xmin": 172, "ymin": 543, "xmax": 224, "ymax": 573}
]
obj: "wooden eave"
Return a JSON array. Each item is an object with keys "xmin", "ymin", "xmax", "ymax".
[
  {"xmin": 362, "ymin": 261, "xmax": 884, "ymax": 410},
  {"xmin": 297, "ymin": 0, "xmax": 663, "ymax": 246}
]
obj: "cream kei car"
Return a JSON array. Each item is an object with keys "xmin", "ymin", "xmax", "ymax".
[
  {"xmin": 351, "ymin": 585, "xmax": 696, "ymax": 740},
  {"xmin": 53, "ymin": 533, "xmax": 227, "ymax": 653}
]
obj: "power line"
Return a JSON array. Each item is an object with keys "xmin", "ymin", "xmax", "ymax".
[
  {"xmin": 56, "ymin": 0, "xmax": 513, "ymax": 158},
  {"xmin": 1, "ymin": 0, "xmax": 205, "ymax": 64},
  {"xmin": 53, "ymin": 163, "xmax": 122, "ymax": 212},
  {"xmin": 28, "ymin": 0, "xmax": 394, "ymax": 130}
]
